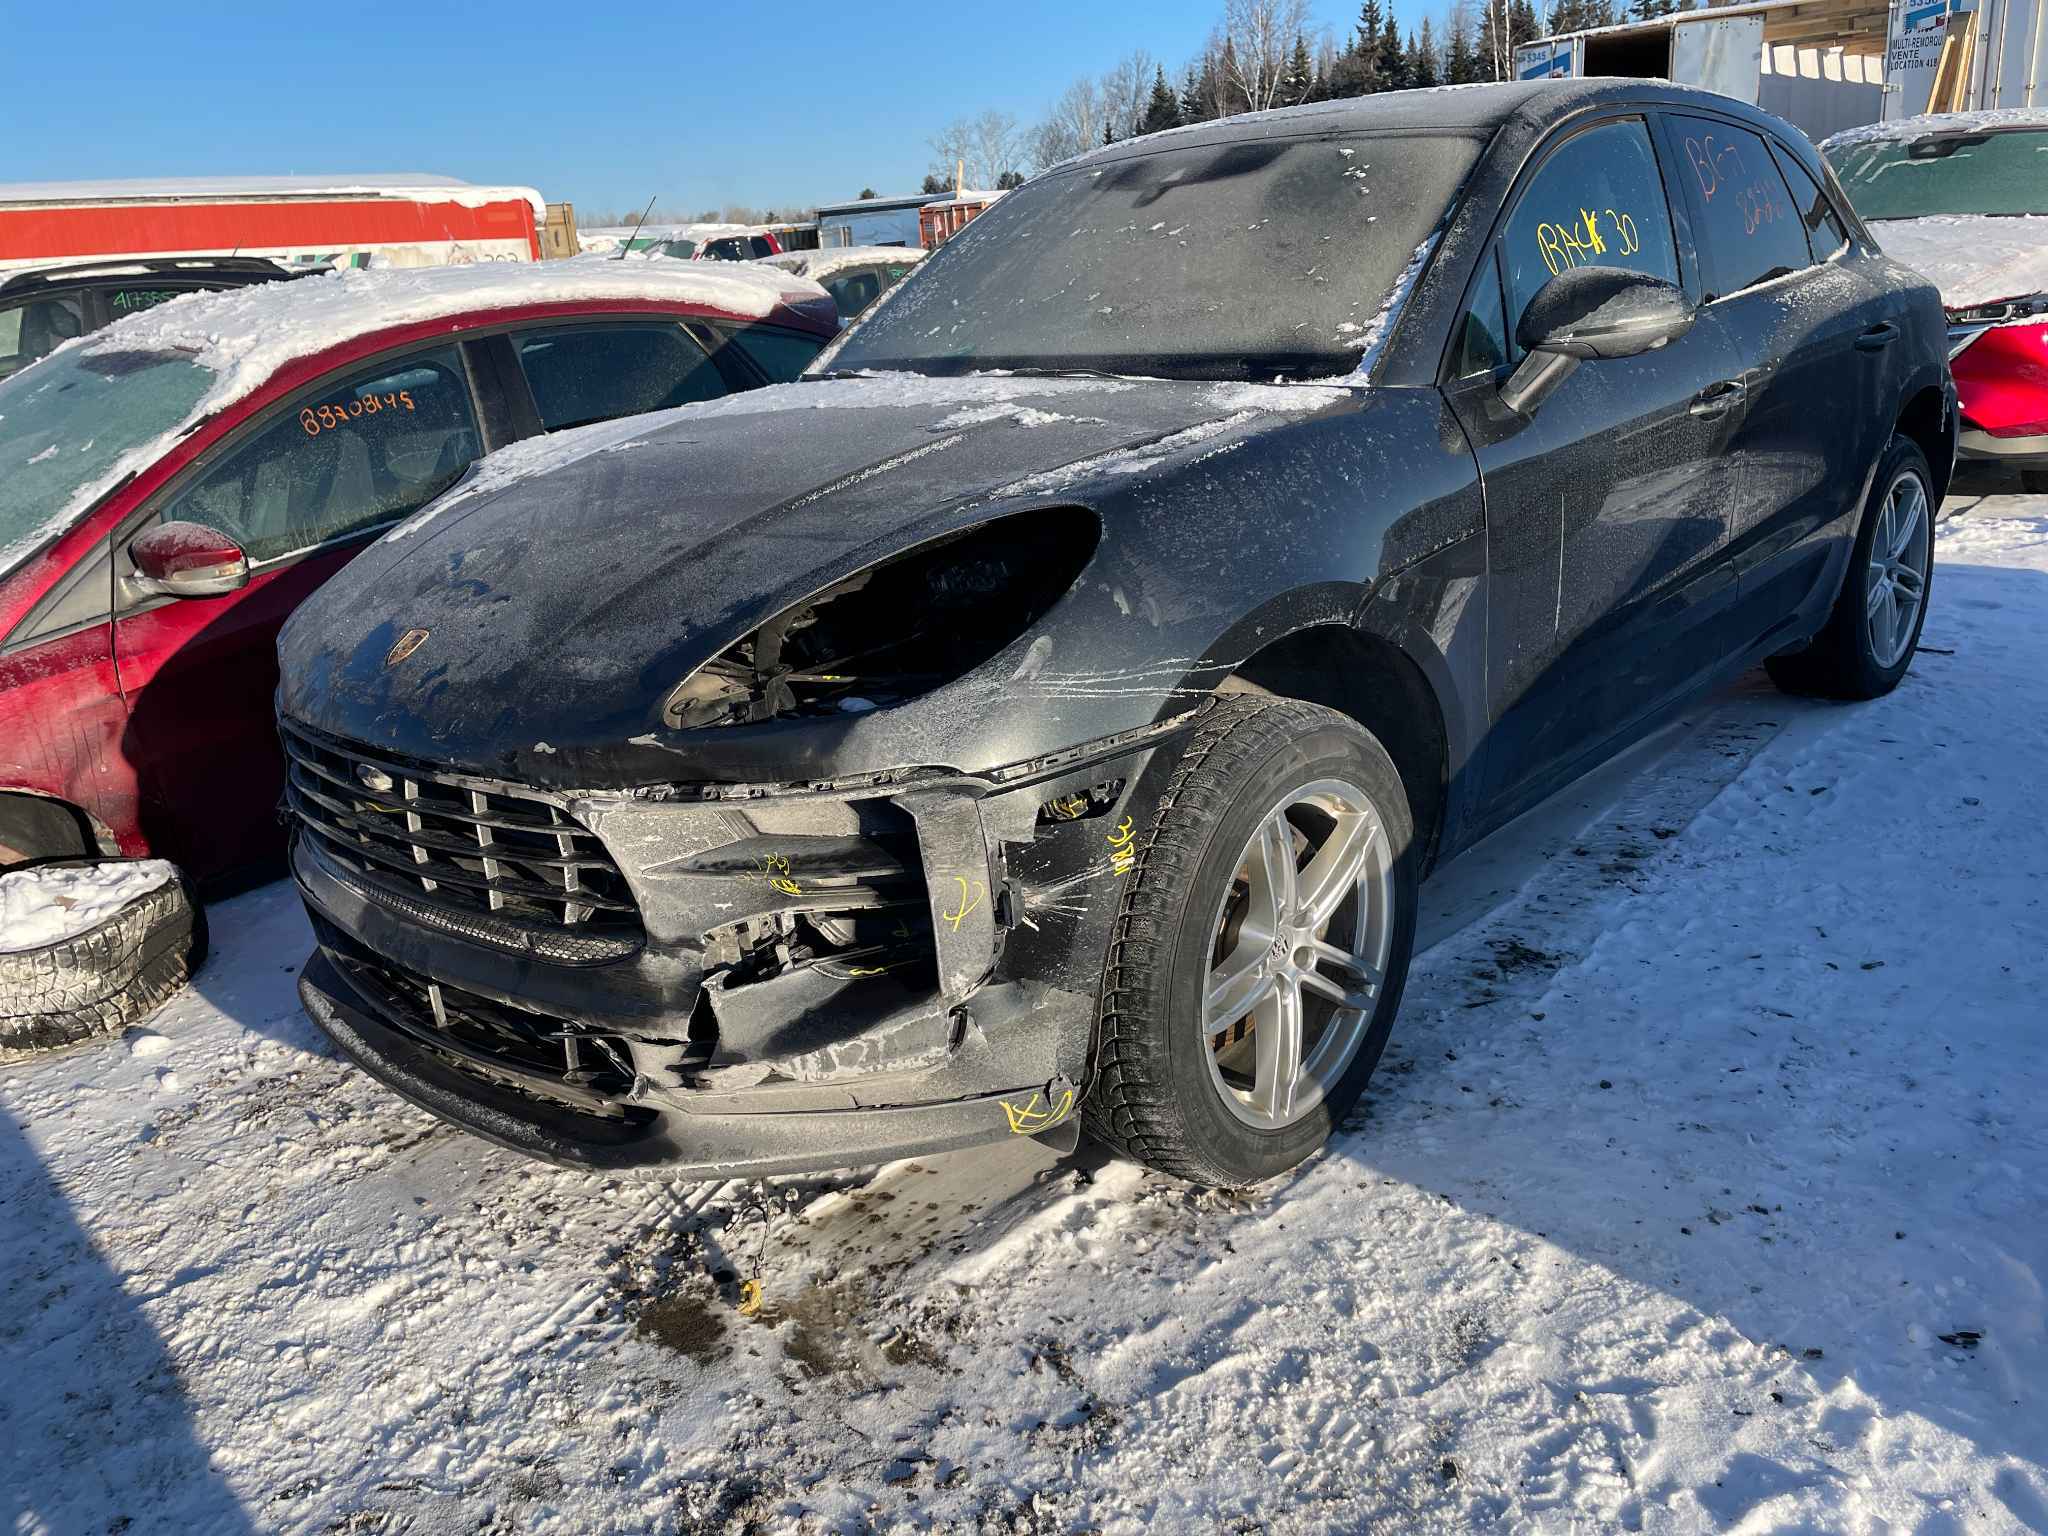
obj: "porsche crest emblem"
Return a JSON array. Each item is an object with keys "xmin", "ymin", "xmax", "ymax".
[{"xmin": 385, "ymin": 628, "xmax": 430, "ymax": 667}]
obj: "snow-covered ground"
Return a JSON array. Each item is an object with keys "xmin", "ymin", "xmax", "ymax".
[{"xmin": 4, "ymin": 492, "xmax": 2046, "ymax": 1534}]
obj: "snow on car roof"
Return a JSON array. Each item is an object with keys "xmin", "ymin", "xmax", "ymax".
[
  {"xmin": 0, "ymin": 174, "xmax": 548, "ymax": 216},
  {"xmin": 1822, "ymin": 108, "xmax": 2048, "ymax": 153},
  {"xmin": 0, "ymin": 260, "xmax": 831, "ymax": 584},
  {"xmin": 761, "ymin": 246, "xmax": 927, "ymax": 281},
  {"xmin": 77, "ymin": 258, "xmax": 829, "ymax": 404}
]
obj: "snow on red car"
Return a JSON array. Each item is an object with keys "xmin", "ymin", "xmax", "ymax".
[
  {"xmin": 1825, "ymin": 110, "xmax": 2048, "ymax": 489},
  {"xmin": 0, "ymin": 259, "xmax": 836, "ymax": 890}
]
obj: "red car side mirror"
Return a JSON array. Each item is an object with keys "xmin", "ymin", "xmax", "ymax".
[{"xmin": 130, "ymin": 521, "xmax": 250, "ymax": 599}]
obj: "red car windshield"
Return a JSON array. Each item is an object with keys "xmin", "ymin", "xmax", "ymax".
[
  {"xmin": 1825, "ymin": 128, "xmax": 2048, "ymax": 219},
  {"xmin": 0, "ymin": 347, "xmax": 215, "ymax": 578}
]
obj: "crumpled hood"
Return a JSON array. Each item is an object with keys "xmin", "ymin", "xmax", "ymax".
[
  {"xmin": 1871, "ymin": 214, "xmax": 2048, "ymax": 310},
  {"xmin": 278, "ymin": 372, "xmax": 1344, "ymax": 778}
]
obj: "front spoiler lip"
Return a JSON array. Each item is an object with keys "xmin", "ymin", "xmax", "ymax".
[{"xmin": 299, "ymin": 946, "xmax": 1041, "ymax": 1177}]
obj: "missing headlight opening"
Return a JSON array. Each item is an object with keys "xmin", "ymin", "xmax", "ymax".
[{"xmin": 662, "ymin": 508, "xmax": 1099, "ymax": 729}]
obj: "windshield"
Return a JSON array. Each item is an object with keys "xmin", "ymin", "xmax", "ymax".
[
  {"xmin": 0, "ymin": 347, "xmax": 215, "ymax": 576},
  {"xmin": 825, "ymin": 131, "xmax": 1481, "ymax": 381},
  {"xmin": 1825, "ymin": 129, "xmax": 2048, "ymax": 219}
]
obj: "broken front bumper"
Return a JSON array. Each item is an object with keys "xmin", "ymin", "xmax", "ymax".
[{"xmin": 285, "ymin": 713, "xmax": 1189, "ymax": 1175}]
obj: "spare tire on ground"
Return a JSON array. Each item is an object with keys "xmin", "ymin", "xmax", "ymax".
[{"xmin": 0, "ymin": 859, "xmax": 207, "ymax": 1053}]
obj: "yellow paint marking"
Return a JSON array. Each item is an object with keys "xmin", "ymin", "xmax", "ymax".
[
  {"xmin": 1106, "ymin": 815, "xmax": 1138, "ymax": 877},
  {"xmin": 1000, "ymin": 1086, "xmax": 1076, "ymax": 1135},
  {"xmin": 940, "ymin": 876, "xmax": 986, "ymax": 932}
]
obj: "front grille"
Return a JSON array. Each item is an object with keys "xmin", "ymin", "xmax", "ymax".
[
  {"xmin": 323, "ymin": 926, "xmax": 650, "ymax": 1119},
  {"xmin": 282, "ymin": 720, "xmax": 641, "ymax": 942}
]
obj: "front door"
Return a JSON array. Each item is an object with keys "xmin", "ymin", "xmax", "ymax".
[
  {"xmin": 1442, "ymin": 114, "xmax": 1747, "ymax": 823},
  {"xmin": 112, "ymin": 343, "xmax": 488, "ymax": 882}
]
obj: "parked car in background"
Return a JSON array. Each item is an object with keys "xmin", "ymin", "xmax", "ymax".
[
  {"xmin": 584, "ymin": 224, "xmax": 788, "ymax": 262},
  {"xmin": 277, "ymin": 82, "xmax": 1952, "ymax": 1188},
  {"xmin": 0, "ymin": 256, "xmax": 303, "ymax": 382},
  {"xmin": 0, "ymin": 259, "xmax": 836, "ymax": 895},
  {"xmin": 759, "ymin": 245, "xmax": 925, "ymax": 321},
  {"xmin": 1824, "ymin": 110, "xmax": 2048, "ymax": 488}
]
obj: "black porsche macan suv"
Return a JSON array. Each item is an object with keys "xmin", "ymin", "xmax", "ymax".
[{"xmin": 278, "ymin": 82, "xmax": 1952, "ymax": 1186}]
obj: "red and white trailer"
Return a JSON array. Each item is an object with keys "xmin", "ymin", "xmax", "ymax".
[{"xmin": 0, "ymin": 175, "xmax": 544, "ymax": 275}]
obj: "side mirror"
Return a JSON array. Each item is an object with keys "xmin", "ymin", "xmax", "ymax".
[
  {"xmin": 1500, "ymin": 267, "xmax": 1695, "ymax": 416},
  {"xmin": 129, "ymin": 521, "xmax": 250, "ymax": 599}
]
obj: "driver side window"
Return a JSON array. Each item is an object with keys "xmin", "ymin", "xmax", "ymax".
[
  {"xmin": 159, "ymin": 345, "xmax": 481, "ymax": 563},
  {"xmin": 1497, "ymin": 118, "xmax": 1681, "ymax": 354}
]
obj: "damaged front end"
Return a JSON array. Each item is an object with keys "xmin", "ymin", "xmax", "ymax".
[{"xmin": 286, "ymin": 706, "xmax": 1192, "ymax": 1175}]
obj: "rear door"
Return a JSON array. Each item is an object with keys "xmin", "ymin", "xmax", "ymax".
[
  {"xmin": 112, "ymin": 342, "xmax": 492, "ymax": 881},
  {"xmin": 1443, "ymin": 113, "xmax": 1747, "ymax": 820},
  {"xmin": 1662, "ymin": 113, "xmax": 1891, "ymax": 641}
]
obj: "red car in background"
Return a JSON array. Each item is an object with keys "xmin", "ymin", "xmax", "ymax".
[
  {"xmin": 1824, "ymin": 112, "xmax": 2048, "ymax": 490},
  {"xmin": 0, "ymin": 260, "xmax": 836, "ymax": 886}
]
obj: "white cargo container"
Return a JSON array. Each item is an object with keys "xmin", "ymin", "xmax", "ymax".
[{"xmin": 1516, "ymin": 0, "xmax": 2048, "ymax": 137}]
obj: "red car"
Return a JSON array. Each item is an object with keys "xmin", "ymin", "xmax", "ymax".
[
  {"xmin": 1825, "ymin": 112, "xmax": 2048, "ymax": 489},
  {"xmin": 0, "ymin": 260, "xmax": 836, "ymax": 885}
]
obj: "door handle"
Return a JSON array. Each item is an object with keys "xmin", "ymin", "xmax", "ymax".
[
  {"xmin": 1689, "ymin": 380, "xmax": 1746, "ymax": 418},
  {"xmin": 1856, "ymin": 322, "xmax": 1900, "ymax": 351}
]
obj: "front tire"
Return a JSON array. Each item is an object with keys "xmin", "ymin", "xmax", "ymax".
[
  {"xmin": 1767, "ymin": 434, "xmax": 1934, "ymax": 701},
  {"xmin": 1085, "ymin": 698, "xmax": 1419, "ymax": 1187}
]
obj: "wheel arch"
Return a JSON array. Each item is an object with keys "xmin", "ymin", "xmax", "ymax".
[
  {"xmin": 1217, "ymin": 624, "xmax": 1452, "ymax": 874},
  {"xmin": 0, "ymin": 788, "xmax": 119, "ymax": 869},
  {"xmin": 1896, "ymin": 383, "xmax": 1955, "ymax": 505}
]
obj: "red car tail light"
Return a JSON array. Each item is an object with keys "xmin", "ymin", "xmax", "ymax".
[{"xmin": 1952, "ymin": 320, "xmax": 2048, "ymax": 438}]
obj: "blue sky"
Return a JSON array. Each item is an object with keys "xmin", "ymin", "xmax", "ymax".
[{"xmin": 6, "ymin": 1, "xmax": 1435, "ymax": 216}]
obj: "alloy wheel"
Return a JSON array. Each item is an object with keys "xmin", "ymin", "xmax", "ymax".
[
  {"xmin": 1867, "ymin": 468, "xmax": 1931, "ymax": 670},
  {"xmin": 1202, "ymin": 778, "xmax": 1396, "ymax": 1130}
]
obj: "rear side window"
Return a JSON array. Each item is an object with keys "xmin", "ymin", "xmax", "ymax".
[
  {"xmin": 1499, "ymin": 118, "xmax": 1680, "ymax": 348},
  {"xmin": 159, "ymin": 346, "xmax": 479, "ymax": 562},
  {"xmin": 1773, "ymin": 149, "xmax": 1850, "ymax": 262},
  {"xmin": 515, "ymin": 322, "xmax": 725, "ymax": 431},
  {"xmin": 1673, "ymin": 118, "xmax": 1812, "ymax": 301},
  {"xmin": 0, "ymin": 295, "xmax": 86, "ymax": 379},
  {"xmin": 825, "ymin": 269, "xmax": 885, "ymax": 319},
  {"xmin": 726, "ymin": 324, "xmax": 829, "ymax": 382}
]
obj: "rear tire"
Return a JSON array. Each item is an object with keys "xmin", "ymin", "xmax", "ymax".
[
  {"xmin": 1084, "ymin": 698, "xmax": 1419, "ymax": 1187},
  {"xmin": 1767, "ymin": 434, "xmax": 1934, "ymax": 701},
  {"xmin": 0, "ymin": 860, "xmax": 207, "ymax": 1053}
]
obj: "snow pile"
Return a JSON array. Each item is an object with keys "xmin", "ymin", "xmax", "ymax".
[
  {"xmin": 0, "ymin": 860, "xmax": 172, "ymax": 953},
  {"xmin": 1868, "ymin": 214, "xmax": 2048, "ymax": 309},
  {"xmin": 1821, "ymin": 107, "xmax": 2048, "ymax": 153},
  {"xmin": 5, "ymin": 496, "xmax": 2045, "ymax": 1533},
  {"xmin": 760, "ymin": 246, "xmax": 927, "ymax": 282}
]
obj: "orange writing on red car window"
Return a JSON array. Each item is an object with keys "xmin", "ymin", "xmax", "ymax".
[{"xmin": 299, "ymin": 390, "xmax": 416, "ymax": 437}]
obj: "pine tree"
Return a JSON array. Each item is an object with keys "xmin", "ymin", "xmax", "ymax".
[
  {"xmin": 1446, "ymin": 11, "xmax": 1481, "ymax": 82},
  {"xmin": 1378, "ymin": 5, "xmax": 1409, "ymax": 91},
  {"xmin": 1140, "ymin": 64, "xmax": 1182, "ymax": 136},
  {"xmin": 1411, "ymin": 18, "xmax": 1441, "ymax": 87},
  {"xmin": 1285, "ymin": 33, "xmax": 1317, "ymax": 105}
]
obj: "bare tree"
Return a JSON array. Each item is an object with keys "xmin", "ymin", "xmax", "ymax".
[
  {"xmin": 971, "ymin": 110, "xmax": 1025, "ymax": 187},
  {"xmin": 1032, "ymin": 76, "xmax": 1100, "ymax": 168},
  {"xmin": 1098, "ymin": 49, "xmax": 1157, "ymax": 142},
  {"xmin": 1222, "ymin": 0, "xmax": 1311, "ymax": 113},
  {"xmin": 927, "ymin": 118, "xmax": 977, "ymax": 190}
]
